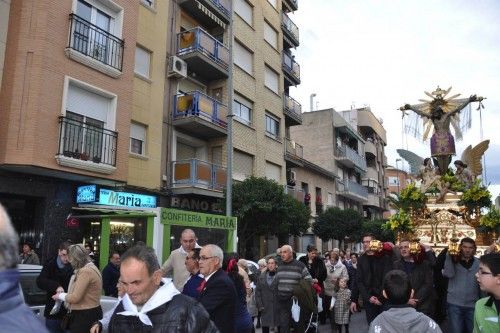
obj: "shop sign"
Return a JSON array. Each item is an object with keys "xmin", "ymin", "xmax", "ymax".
[
  {"xmin": 170, "ymin": 196, "xmax": 223, "ymax": 213},
  {"xmin": 76, "ymin": 185, "xmax": 157, "ymax": 208},
  {"xmin": 161, "ymin": 208, "xmax": 236, "ymax": 230}
]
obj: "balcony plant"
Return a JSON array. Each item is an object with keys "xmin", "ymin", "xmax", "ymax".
[
  {"xmin": 92, "ymin": 155, "xmax": 101, "ymax": 164},
  {"xmin": 304, "ymin": 193, "xmax": 311, "ymax": 205}
]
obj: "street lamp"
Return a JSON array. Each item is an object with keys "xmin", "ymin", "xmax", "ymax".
[
  {"xmin": 310, "ymin": 93, "xmax": 316, "ymax": 111},
  {"xmin": 395, "ymin": 158, "xmax": 402, "ymax": 194}
]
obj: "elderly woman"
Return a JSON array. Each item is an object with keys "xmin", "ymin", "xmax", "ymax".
[
  {"xmin": 52, "ymin": 244, "xmax": 102, "ymax": 333},
  {"xmin": 324, "ymin": 251, "xmax": 348, "ymax": 325},
  {"xmin": 255, "ymin": 258, "xmax": 279, "ymax": 333}
]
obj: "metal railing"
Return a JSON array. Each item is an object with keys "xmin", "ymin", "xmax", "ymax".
[
  {"xmin": 172, "ymin": 159, "xmax": 226, "ymax": 191},
  {"xmin": 282, "ymin": 52, "xmax": 300, "ymax": 82},
  {"xmin": 209, "ymin": 0, "xmax": 231, "ymax": 17},
  {"xmin": 57, "ymin": 116, "xmax": 117, "ymax": 167},
  {"xmin": 336, "ymin": 179, "xmax": 368, "ymax": 199},
  {"xmin": 285, "ymin": 137, "xmax": 303, "ymax": 160},
  {"xmin": 283, "ymin": 94, "xmax": 302, "ymax": 122},
  {"xmin": 177, "ymin": 27, "xmax": 229, "ymax": 69},
  {"xmin": 336, "ymin": 145, "xmax": 367, "ymax": 171},
  {"xmin": 173, "ymin": 91, "xmax": 228, "ymax": 128},
  {"xmin": 67, "ymin": 14, "xmax": 124, "ymax": 71},
  {"xmin": 285, "ymin": 185, "xmax": 305, "ymax": 202},
  {"xmin": 282, "ymin": 12, "xmax": 299, "ymax": 43}
]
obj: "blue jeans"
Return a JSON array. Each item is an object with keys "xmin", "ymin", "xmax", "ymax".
[
  {"xmin": 45, "ymin": 318, "xmax": 69, "ymax": 333},
  {"xmin": 447, "ymin": 303, "xmax": 474, "ymax": 333}
]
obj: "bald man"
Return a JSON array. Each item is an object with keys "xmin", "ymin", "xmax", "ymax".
[
  {"xmin": 161, "ymin": 229, "xmax": 202, "ymax": 290},
  {"xmin": 0, "ymin": 204, "xmax": 49, "ymax": 332}
]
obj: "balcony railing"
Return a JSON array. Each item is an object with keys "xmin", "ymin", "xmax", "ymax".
[
  {"xmin": 283, "ymin": 94, "xmax": 302, "ymax": 124},
  {"xmin": 282, "ymin": 52, "xmax": 300, "ymax": 85},
  {"xmin": 172, "ymin": 159, "xmax": 226, "ymax": 191},
  {"xmin": 283, "ymin": 0, "xmax": 298, "ymax": 12},
  {"xmin": 285, "ymin": 185, "xmax": 304, "ymax": 202},
  {"xmin": 336, "ymin": 179, "xmax": 368, "ymax": 200},
  {"xmin": 282, "ymin": 12, "xmax": 299, "ymax": 46},
  {"xmin": 285, "ymin": 137, "xmax": 303, "ymax": 160},
  {"xmin": 67, "ymin": 14, "xmax": 124, "ymax": 71},
  {"xmin": 177, "ymin": 27, "xmax": 229, "ymax": 70},
  {"xmin": 336, "ymin": 145, "xmax": 367, "ymax": 172},
  {"xmin": 57, "ymin": 116, "xmax": 117, "ymax": 167},
  {"xmin": 173, "ymin": 91, "xmax": 228, "ymax": 129},
  {"xmin": 210, "ymin": 0, "xmax": 230, "ymax": 17}
]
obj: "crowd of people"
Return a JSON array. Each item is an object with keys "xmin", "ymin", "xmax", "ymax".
[{"xmin": 1, "ymin": 202, "xmax": 499, "ymax": 333}]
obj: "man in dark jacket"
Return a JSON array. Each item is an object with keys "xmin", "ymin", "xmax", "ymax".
[
  {"xmin": 36, "ymin": 240, "xmax": 73, "ymax": 333},
  {"xmin": 352, "ymin": 234, "xmax": 393, "ymax": 324},
  {"xmin": 102, "ymin": 251, "xmax": 120, "ymax": 297},
  {"xmin": 197, "ymin": 244, "xmax": 238, "ymax": 333},
  {"xmin": 0, "ymin": 203, "xmax": 48, "ymax": 333},
  {"xmin": 107, "ymin": 245, "xmax": 217, "ymax": 333}
]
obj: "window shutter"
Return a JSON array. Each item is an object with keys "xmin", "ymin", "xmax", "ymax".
[{"xmin": 67, "ymin": 85, "xmax": 109, "ymax": 122}]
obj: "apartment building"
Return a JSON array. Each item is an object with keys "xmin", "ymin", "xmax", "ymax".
[
  {"xmin": 0, "ymin": 0, "xmax": 168, "ymax": 266},
  {"xmin": 290, "ymin": 107, "xmax": 388, "ymax": 225},
  {"xmin": 0, "ymin": 0, "xmax": 10, "ymax": 88}
]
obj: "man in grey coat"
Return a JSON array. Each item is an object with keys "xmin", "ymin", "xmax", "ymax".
[
  {"xmin": 0, "ymin": 203, "xmax": 48, "ymax": 333},
  {"xmin": 369, "ymin": 270, "xmax": 442, "ymax": 333}
]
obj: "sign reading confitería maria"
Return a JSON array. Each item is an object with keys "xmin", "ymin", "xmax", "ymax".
[
  {"xmin": 161, "ymin": 208, "xmax": 236, "ymax": 230},
  {"xmin": 76, "ymin": 185, "xmax": 157, "ymax": 208}
]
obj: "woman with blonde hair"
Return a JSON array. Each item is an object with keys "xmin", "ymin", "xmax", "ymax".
[{"xmin": 52, "ymin": 244, "xmax": 102, "ymax": 333}]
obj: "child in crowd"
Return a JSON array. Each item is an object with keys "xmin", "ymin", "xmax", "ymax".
[
  {"xmin": 473, "ymin": 252, "xmax": 500, "ymax": 333},
  {"xmin": 330, "ymin": 277, "xmax": 351, "ymax": 333}
]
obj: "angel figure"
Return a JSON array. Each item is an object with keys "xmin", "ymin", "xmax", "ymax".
[
  {"xmin": 400, "ymin": 87, "xmax": 484, "ymax": 174},
  {"xmin": 454, "ymin": 139, "xmax": 489, "ymax": 189},
  {"xmin": 419, "ymin": 158, "xmax": 441, "ymax": 193}
]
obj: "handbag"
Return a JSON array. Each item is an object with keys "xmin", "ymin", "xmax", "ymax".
[{"xmin": 60, "ymin": 310, "xmax": 72, "ymax": 330}]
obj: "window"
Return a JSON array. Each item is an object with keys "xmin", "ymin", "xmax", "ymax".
[
  {"xmin": 64, "ymin": 111, "xmax": 105, "ymax": 160},
  {"xmin": 265, "ymin": 162, "xmax": 281, "ymax": 182},
  {"xmin": 388, "ymin": 177, "xmax": 400, "ymax": 186},
  {"xmin": 130, "ymin": 122, "xmax": 146, "ymax": 155},
  {"xmin": 234, "ymin": 0, "xmax": 252, "ymax": 25},
  {"xmin": 134, "ymin": 46, "xmax": 151, "ymax": 78},
  {"xmin": 267, "ymin": 0, "xmax": 277, "ymax": 9},
  {"xmin": 233, "ymin": 93, "xmax": 252, "ymax": 125},
  {"xmin": 234, "ymin": 41, "xmax": 253, "ymax": 74},
  {"xmin": 264, "ymin": 65, "xmax": 279, "ymax": 93},
  {"xmin": 265, "ymin": 113, "xmax": 280, "ymax": 138},
  {"xmin": 264, "ymin": 21, "xmax": 278, "ymax": 49},
  {"xmin": 234, "ymin": 150, "xmax": 253, "ymax": 181}
]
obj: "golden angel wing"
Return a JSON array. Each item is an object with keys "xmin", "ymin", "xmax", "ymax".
[{"xmin": 460, "ymin": 140, "xmax": 490, "ymax": 177}]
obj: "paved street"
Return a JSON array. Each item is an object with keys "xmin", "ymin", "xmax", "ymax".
[{"xmin": 255, "ymin": 310, "xmax": 369, "ymax": 332}]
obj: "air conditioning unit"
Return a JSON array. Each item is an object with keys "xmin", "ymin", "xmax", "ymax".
[{"xmin": 168, "ymin": 56, "xmax": 187, "ymax": 79}]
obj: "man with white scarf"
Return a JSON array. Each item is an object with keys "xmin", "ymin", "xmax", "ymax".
[
  {"xmin": 106, "ymin": 245, "xmax": 217, "ymax": 333},
  {"xmin": 161, "ymin": 228, "xmax": 201, "ymax": 291}
]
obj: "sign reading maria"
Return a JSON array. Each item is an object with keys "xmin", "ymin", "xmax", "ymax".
[
  {"xmin": 76, "ymin": 185, "xmax": 157, "ymax": 208},
  {"xmin": 161, "ymin": 208, "xmax": 236, "ymax": 230}
]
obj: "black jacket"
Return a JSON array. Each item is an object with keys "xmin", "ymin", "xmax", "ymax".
[
  {"xmin": 356, "ymin": 253, "xmax": 393, "ymax": 302},
  {"xmin": 102, "ymin": 262, "xmax": 120, "ymax": 297},
  {"xmin": 109, "ymin": 293, "xmax": 218, "ymax": 333},
  {"xmin": 298, "ymin": 256, "xmax": 327, "ymax": 288},
  {"xmin": 36, "ymin": 256, "xmax": 73, "ymax": 318},
  {"xmin": 198, "ymin": 269, "xmax": 237, "ymax": 333}
]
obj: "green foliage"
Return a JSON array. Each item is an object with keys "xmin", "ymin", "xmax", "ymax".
[
  {"xmin": 227, "ymin": 177, "xmax": 311, "ymax": 255},
  {"xmin": 441, "ymin": 169, "xmax": 466, "ymax": 192},
  {"xmin": 458, "ymin": 179, "xmax": 492, "ymax": 210},
  {"xmin": 312, "ymin": 207, "xmax": 363, "ymax": 243},
  {"xmin": 398, "ymin": 183, "xmax": 427, "ymax": 211},
  {"xmin": 362, "ymin": 219, "xmax": 395, "ymax": 242},
  {"xmin": 480, "ymin": 206, "xmax": 500, "ymax": 231},
  {"xmin": 383, "ymin": 209, "xmax": 413, "ymax": 233}
]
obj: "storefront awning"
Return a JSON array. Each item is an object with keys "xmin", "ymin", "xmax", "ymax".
[{"xmin": 71, "ymin": 206, "xmax": 157, "ymax": 218}]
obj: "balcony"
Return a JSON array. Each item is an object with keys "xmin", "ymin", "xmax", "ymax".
[
  {"xmin": 285, "ymin": 185, "xmax": 304, "ymax": 202},
  {"xmin": 335, "ymin": 145, "xmax": 367, "ymax": 173},
  {"xmin": 336, "ymin": 179, "xmax": 368, "ymax": 202},
  {"xmin": 172, "ymin": 159, "xmax": 226, "ymax": 198},
  {"xmin": 55, "ymin": 116, "xmax": 117, "ymax": 174},
  {"xmin": 66, "ymin": 14, "xmax": 124, "ymax": 78},
  {"xmin": 283, "ymin": 94, "xmax": 302, "ymax": 126},
  {"xmin": 364, "ymin": 166, "xmax": 379, "ymax": 181},
  {"xmin": 173, "ymin": 91, "xmax": 228, "ymax": 139},
  {"xmin": 284, "ymin": 137, "xmax": 304, "ymax": 168},
  {"xmin": 177, "ymin": 27, "xmax": 229, "ymax": 80},
  {"xmin": 282, "ymin": 0, "xmax": 298, "ymax": 12},
  {"xmin": 364, "ymin": 140, "xmax": 377, "ymax": 157},
  {"xmin": 366, "ymin": 193, "xmax": 382, "ymax": 208},
  {"xmin": 282, "ymin": 52, "xmax": 300, "ymax": 86},
  {"xmin": 282, "ymin": 12, "xmax": 299, "ymax": 49},
  {"xmin": 177, "ymin": 0, "xmax": 230, "ymax": 28}
]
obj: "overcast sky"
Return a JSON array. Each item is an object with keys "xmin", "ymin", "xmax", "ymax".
[{"xmin": 289, "ymin": 0, "xmax": 500, "ymax": 197}]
